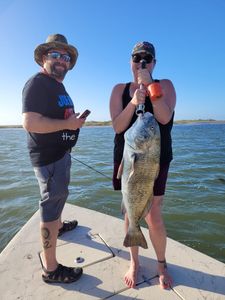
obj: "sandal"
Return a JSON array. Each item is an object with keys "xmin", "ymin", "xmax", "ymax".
[
  {"xmin": 38, "ymin": 252, "xmax": 83, "ymax": 284},
  {"xmin": 58, "ymin": 220, "xmax": 78, "ymax": 237},
  {"xmin": 42, "ymin": 264, "xmax": 83, "ymax": 283}
]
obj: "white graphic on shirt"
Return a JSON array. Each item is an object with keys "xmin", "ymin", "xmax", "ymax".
[{"xmin": 62, "ymin": 132, "xmax": 77, "ymax": 141}]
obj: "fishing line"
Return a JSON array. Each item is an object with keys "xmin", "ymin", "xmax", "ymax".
[{"xmin": 71, "ymin": 155, "xmax": 111, "ymax": 180}]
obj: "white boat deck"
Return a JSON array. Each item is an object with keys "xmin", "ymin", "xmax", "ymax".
[{"xmin": 0, "ymin": 203, "xmax": 224, "ymax": 300}]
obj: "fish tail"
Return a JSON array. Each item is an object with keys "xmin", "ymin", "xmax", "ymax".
[{"xmin": 123, "ymin": 226, "xmax": 148, "ymax": 249}]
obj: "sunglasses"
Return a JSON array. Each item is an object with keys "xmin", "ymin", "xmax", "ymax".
[
  {"xmin": 47, "ymin": 52, "xmax": 71, "ymax": 63},
  {"xmin": 132, "ymin": 54, "xmax": 154, "ymax": 64}
]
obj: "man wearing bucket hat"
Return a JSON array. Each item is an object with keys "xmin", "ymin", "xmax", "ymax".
[
  {"xmin": 22, "ymin": 34, "xmax": 86, "ymax": 283},
  {"xmin": 110, "ymin": 41, "xmax": 176, "ymax": 289}
]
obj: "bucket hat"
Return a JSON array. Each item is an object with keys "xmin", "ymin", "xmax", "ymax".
[{"xmin": 34, "ymin": 34, "xmax": 78, "ymax": 70}]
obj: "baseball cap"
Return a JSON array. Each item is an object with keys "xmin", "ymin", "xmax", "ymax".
[{"xmin": 132, "ymin": 41, "xmax": 155, "ymax": 58}]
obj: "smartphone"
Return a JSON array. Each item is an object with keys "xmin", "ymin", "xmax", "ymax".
[{"xmin": 79, "ymin": 109, "xmax": 91, "ymax": 119}]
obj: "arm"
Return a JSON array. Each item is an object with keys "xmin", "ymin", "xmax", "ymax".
[
  {"xmin": 151, "ymin": 79, "xmax": 176, "ymax": 125},
  {"xmin": 22, "ymin": 112, "xmax": 85, "ymax": 133},
  {"xmin": 109, "ymin": 83, "xmax": 146, "ymax": 134},
  {"xmin": 137, "ymin": 68, "xmax": 176, "ymax": 125}
]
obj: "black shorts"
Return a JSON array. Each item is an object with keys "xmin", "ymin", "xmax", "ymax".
[
  {"xmin": 112, "ymin": 162, "xmax": 170, "ymax": 196},
  {"xmin": 153, "ymin": 162, "xmax": 170, "ymax": 196}
]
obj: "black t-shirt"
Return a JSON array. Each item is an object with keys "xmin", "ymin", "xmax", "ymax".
[{"xmin": 22, "ymin": 72, "xmax": 79, "ymax": 167}]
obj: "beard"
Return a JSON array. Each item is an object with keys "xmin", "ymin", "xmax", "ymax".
[{"xmin": 49, "ymin": 62, "xmax": 68, "ymax": 81}]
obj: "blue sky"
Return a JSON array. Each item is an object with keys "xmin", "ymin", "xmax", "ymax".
[{"xmin": 0, "ymin": 0, "xmax": 225, "ymax": 125}]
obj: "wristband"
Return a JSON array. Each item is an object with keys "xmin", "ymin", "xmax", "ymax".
[{"xmin": 147, "ymin": 82, "xmax": 163, "ymax": 101}]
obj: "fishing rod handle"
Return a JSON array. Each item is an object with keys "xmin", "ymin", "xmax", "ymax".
[
  {"xmin": 135, "ymin": 83, "xmax": 145, "ymax": 115},
  {"xmin": 136, "ymin": 103, "xmax": 145, "ymax": 115},
  {"xmin": 136, "ymin": 60, "xmax": 146, "ymax": 115}
]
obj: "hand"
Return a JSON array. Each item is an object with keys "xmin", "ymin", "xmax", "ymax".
[
  {"xmin": 66, "ymin": 113, "xmax": 85, "ymax": 130},
  {"xmin": 131, "ymin": 88, "xmax": 146, "ymax": 106},
  {"xmin": 137, "ymin": 68, "xmax": 152, "ymax": 86}
]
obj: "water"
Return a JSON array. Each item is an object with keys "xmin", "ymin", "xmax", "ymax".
[{"xmin": 0, "ymin": 125, "xmax": 225, "ymax": 263}]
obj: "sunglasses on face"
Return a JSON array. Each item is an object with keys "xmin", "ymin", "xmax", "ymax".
[
  {"xmin": 47, "ymin": 52, "xmax": 71, "ymax": 63},
  {"xmin": 132, "ymin": 54, "xmax": 154, "ymax": 64}
]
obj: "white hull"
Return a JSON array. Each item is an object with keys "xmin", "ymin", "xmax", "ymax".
[{"xmin": 0, "ymin": 204, "xmax": 224, "ymax": 299}]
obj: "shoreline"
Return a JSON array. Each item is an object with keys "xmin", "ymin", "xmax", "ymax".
[{"xmin": 1, "ymin": 119, "xmax": 225, "ymax": 128}]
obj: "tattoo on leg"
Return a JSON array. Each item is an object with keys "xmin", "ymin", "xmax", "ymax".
[{"xmin": 41, "ymin": 227, "xmax": 52, "ymax": 250}]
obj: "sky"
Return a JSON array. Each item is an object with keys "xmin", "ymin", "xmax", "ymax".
[{"xmin": 0, "ymin": 0, "xmax": 225, "ymax": 125}]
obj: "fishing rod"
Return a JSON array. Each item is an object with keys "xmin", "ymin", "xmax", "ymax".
[
  {"xmin": 71, "ymin": 155, "xmax": 111, "ymax": 180},
  {"xmin": 136, "ymin": 59, "xmax": 146, "ymax": 115},
  {"xmin": 136, "ymin": 59, "xmax": 163, "ymax": 116},
  {"xmin": 71, "ymin": 108, "xmax": 111, "ymax": 180}
]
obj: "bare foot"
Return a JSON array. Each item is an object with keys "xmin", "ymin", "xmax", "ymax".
[
  {"xmin": 158, "ymin": 262, "xmax": 173, "ymax": 289},
  {"xmin": 124, "ymin": 263, "xmax": 139, "ymax": 288}
]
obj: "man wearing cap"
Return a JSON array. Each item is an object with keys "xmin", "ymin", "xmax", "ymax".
[
  {"xmin": 22, "ymin": 34, "xmax": 85, "ymax": 283},
  {"xmin": 110, "ymin": 41, "xmax": 176, "ymax": 289}
]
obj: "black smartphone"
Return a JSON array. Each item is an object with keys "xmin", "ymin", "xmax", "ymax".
[{"xmin": 79, "ymin": 109, "xmax": 91, "ymax": 119}]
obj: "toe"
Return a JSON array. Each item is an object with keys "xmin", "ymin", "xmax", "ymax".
[{"xmin": 159, "ymin": 274, "xmax": 172, "ymax": 289}]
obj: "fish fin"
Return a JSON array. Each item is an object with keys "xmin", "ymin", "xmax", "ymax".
[
  {"xmin": 121, "ymin": 200, "xmax": 126, "ymax": 215},
  {"xmin": 117, "ymin": 159, "xmax": 124, "ymax": 179},
  {"xmin": 123, "ymin": 226, "xmax": 148, "ymax": 249},
  {"xmin": 127, "ymin": 154, "xmax": 137, "ymax": 181},
  {"xmin": 141, "ymin": 196, "xmax": 153, "ymax": 219}
]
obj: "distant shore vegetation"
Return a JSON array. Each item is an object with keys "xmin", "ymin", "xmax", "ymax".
[{"xmin": 1, "ymin": 119, "xmax": 225, "ymax": 129}]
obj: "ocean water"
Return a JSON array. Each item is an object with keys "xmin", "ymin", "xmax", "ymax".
[{"xmin": 0, "ymin": 124, "xmax": 225, "ymax": 263}]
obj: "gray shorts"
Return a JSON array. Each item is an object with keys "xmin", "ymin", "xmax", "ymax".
[{"xmin": 34, "ymin": 151, "xmax": 71, "ymax": 222}]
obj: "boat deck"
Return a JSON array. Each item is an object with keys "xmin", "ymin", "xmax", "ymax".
[{"xmin": 0, "ymin": 203, "xmax": 224, "ymax": 299}]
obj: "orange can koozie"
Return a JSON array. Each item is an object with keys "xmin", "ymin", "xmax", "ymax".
[{"xmin": 148, "ymin": 82, "xmax": 163, "ymax": 101}]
